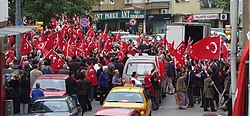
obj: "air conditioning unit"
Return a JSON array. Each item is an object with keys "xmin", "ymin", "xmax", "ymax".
[
  {"xmin": 161, "ymin": 9, "xmax": 168, "ymax": 14},
  {"xmin": 145, "ymin": 0, "xmax": 152, "ymax": 3},
  {"xmin": 110, "ymin": 0, "xmax": 114, "ymax": 4},
  {"xmin": 125, "ymin": 0, "xmax": 132, "ymax": 4},
  {"xmin": 220, "ymin": 14, "xmax": 228, "ymax": 21}
]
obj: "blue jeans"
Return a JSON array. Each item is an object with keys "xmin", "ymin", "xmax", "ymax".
[{"xmin": 145, "ymin": 89, "xmax": 157, "ymax": 110}]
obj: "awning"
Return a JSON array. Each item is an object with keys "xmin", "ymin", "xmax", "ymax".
[{"xmin": 0, "ymin": 26, "xmax": 39, "ymax": 36}]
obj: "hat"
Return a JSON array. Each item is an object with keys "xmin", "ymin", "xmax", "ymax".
[{"xmin": 103, "ymin": 66, "xmax": 108, "ymax": 71}]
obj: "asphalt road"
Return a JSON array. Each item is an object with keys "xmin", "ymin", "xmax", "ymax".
[{"xmin": 84, "ymin": 94, "xmax": 228, "ymax": 116}]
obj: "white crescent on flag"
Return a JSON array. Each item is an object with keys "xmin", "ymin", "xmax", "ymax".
[{"xmin": 206, "ymin": 42, "xmax": 218, "ymax": 54}]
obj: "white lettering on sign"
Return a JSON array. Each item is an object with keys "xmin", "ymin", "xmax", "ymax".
[
  {"xmin": 121, "ymin": 11, "xmax": 130, "ymax": 18},
  {"xmin": 193, "ymin": 14, "xmax": 219, "ymax": 20},
  {"xmin": 104, "ymin": 13, "xmax": 119, "ymax": 19}
]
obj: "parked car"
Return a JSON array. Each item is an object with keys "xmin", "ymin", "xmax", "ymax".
[
  {"xmin": 94, "ymin": 108, "xmax": 140, "ymax": 116},
  {"xmin": 29, "ymin": 96, "xmax": 81, "ymax": 116},
  {"xmin": 102, "ymin": 85, "xmax": 152, "ymax": 116},
  {"xmin": 32, "ymin": 74, "xmax": 68, "ymax": 96}
]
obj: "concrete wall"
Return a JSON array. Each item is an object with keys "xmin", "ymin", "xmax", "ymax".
[
  {"xmin": 0, "ymin": 0, "xmax": 8, "ymax": 22},
  {"xmin": 170, "ymin": 0, "xmax": 223, "ymax": 14}
]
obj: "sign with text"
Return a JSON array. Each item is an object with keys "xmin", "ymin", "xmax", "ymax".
[
  {"xmin": 93, "ymin": 10, "xmax": 145, "ymax": 20},
  {"xmin": 193, "ymin": 14, "xmax": 219, "ymax": 20}
]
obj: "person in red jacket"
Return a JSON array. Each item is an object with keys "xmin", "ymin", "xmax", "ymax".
[{"xmin": 144, "ymin": 70, "xmax": 157, "ymax": 110}]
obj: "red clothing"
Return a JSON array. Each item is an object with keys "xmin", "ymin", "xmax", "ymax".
[
  {"xmin": 144, "ymin": 74, "xmax": 154, "ymax": 93},
  {"xmin": 86, "ymin": 65, "xmax": 98, "ymax": 86}
]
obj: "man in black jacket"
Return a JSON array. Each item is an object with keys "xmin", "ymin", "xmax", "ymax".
[
  {"xmin": 69, "ymin": 55, "xmax": 81, "ymax": 76},
  {"xmin": 65, "ymin": 71, "xmax": 77, "ymax": 103}
]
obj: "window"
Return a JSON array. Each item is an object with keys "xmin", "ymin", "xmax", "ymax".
[
  {"xmin": 32, "ymin": 101, "xmax": 69, "ymax": 112},
  {"xmin": 126, "ymin": 62, "xmax": 155, "ymax": 76},
  {"xmin": 33, "ymin": 79, "xmax": 66, "ymax": 90},
  {"xmin": 106, "ymin": 92, "xmax": 144, "ymax": 103},
  {"xmin": 125, "ymin": 0, "xmax": 133, "ymax": 4}
]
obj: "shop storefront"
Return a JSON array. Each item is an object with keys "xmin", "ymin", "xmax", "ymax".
[
  {"xmin": 92, "ymin": 10, "xmax": 145, "ymax": 34},
  {"xmin": 146, "ymin": 14, "xmax": 171, "ymax": 34}
]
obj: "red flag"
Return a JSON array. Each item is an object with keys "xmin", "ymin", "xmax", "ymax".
[
  {"xmin": 188, "ymin": 13, "xmax": 193, "ymax": 23},
  {"xmin": 136, "ymin": 36, "xmax": 142, "ymax": 44},
  {"xmin": 5, "ymin": 47, "xmax": 16, "ymax": 64},
  {"xmin": 233, "ymin": 40, "xmax": 249, "ymax": 116},
  {"xmin": 222, "ymin": 42, "xmax": 229, "ymax": 60},
  {"xmin": 145, "ymin": 34, "xmax": 149, "ymax": 44},
  {"xmin": 103, "ymin": 39, "xmax": 112, "ymax": 52},
  {"xmin": 117, "ymin": 51, "xmax": 125, "ymax": 62},
  {"xmin": 50, "ymin": 52, "xmax": 65, "ymax": 73},
  {"xmin": 20, "ymin": 36, "xmax": 32, "ymax": 55},
  {"xmin": 52, "ymin": 18, "xmax": 57, "ymax": 29},
  {"xmin": 173, "ymin": 50, "xmax": 185, "ymax": 67},
  {"xmin": 86, "ymin": 65, "xmax": 98, "ymax": 86},
  {"xmin": 8, "ymin": 36, "xmax": 15, "ymax": 45},
  {"xmin": 19, "ymin": 57, "xmax": 25, "ymax": 67},
  {"xmin": 88, "ymin": 42, "xmax": 95, "ymax": 52},
  {"xmin": 86, "ymin": 28, "xmax": 95, "ymax": 37},
  {"xmin": 121, "ymin": 41, "xmax": 128, "ymax": 50},
  {"xmin": 154, "ymin": 56, "xmax": 166, "ymax": 77},
  {"xmin": 33, "ymin": 40, "xmax": 47, "ymax": 52},
  {"xmin": 127, "ymin": 45, "xmax": 136, "ymax": 56},
  {"xmin": 116, "ymin": 32, "xmax": 121, "ymax": 41},
  {"xmin": 176, "ymin": 41, "xmax": 186, "ymax": 56},
  {"xmin": 191, "ymin": 36, "xmax": 220, "ymax": 59},
  {"xmin": 167, "ymin": 40, "xmax": 175, "ymax": 54}
]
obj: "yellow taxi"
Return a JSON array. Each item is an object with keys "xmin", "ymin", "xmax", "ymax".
[{"xmin": 103, "ymin": 84, "xmax": 152, "ymax": 116}]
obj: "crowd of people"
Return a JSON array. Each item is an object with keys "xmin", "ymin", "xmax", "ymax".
[{"xmin": 4, "ymin": 14, "xmax": 232, "ymax": 116}]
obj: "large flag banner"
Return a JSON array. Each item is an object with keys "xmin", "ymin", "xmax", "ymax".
[{"xmin": 190, "ymin": 36, "xmax": 220, "ymax": 60}]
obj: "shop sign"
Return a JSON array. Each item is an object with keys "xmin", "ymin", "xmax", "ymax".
[
  {"xmin": 193, "ymin": 14, "xmax": 219, "ymax": 20},
  {"xmin": 93, "ymin": 10, "xmax": 145, "ymax": 20}
]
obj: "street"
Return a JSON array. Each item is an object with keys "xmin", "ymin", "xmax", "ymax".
[{"xmin": 85, "ymin": 94, "xmax": 228, "ymax": 116}]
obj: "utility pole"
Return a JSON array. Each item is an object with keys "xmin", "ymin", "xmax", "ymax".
[
  {"xmin": 230, "ymin": 0, "xmax": 239, "ymax": 108},
  {"xmin": 15, "ymin": 0, "xmax": 22, "ymax": 62}
]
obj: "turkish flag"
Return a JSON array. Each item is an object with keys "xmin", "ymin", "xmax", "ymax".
[
  {"xmin": 121, "ymin": 41, "xmax": 128, "ymax": 50},
  {"xmin": 222, "ymin": 42, "xmax": 229, "ymax": 60},
  {"xmin": 191, "ymin": 36, "xmax": 220, "ymax": 59},
  {"xmin": 101, "ymin": 32, "xmax": 108, "ymax": 42},
  {"xmin": 145, "ymin": 34, "xmax": 149, "ymax": 45},
  {"xmin": 136, "ymin": 36, "xmax": 142, "ymax": 44},
  {"xmin": 60, "ymin": 26, "xmax": 67, "ymax": 38},
  {"xmin": 233, "ymin": 40, "xmax": 249, "ymax": 116},
  {"xmin": 86, "ymin": 65, "xmax": 98, "ymax": 86},
  {"xmin": 103, "ymin": 39, "xmax": 112, "ymax": 52},
  {"xmin": 88, "ymin": 42, "xmax": 95, "ymax": 52},
  {"xmin": 176, "ymin": 41, "xmax": 186, "ymax": 56},
  {"xmin": 74, "ymin": 28, "xmax": 83, "ymax": 40},
  {"xmin": 33, "ymin": 40, "xmax": 47, "ymax": 52},
  {"xmin": 155, "ymin": 56, "xmax": 166, "ymax": 78},
  {"xmin": 19, "ymin": 57, "xmax": 25, "ymax": 67},
  {"xmin": 44, "ymin": 50, "xmax": 65, "ymax": 73},
  {"xmin": 20, "ymin": 36, "xmax": 32, "ymax": 55},
  {"xmin": 127, "ymin": 45, "xmax": 136, "ymax": 56},
  {"xmin": 188, "ymin": 13, "xmax": 193, "ymax": 23},
  {"xmin": 8, "ymin": 36, "xmax": 15, "ymax": 45},
  {"xmin": 86, "ymin": 28, "xmax": 95, "ymax": 37},
  {"xmin": 167, "ymin": 40, "xmax": 175, "ymax": 54},
  {"xmin": 173, "ymin": 50, "xmax": 185, "ymax": 67},
  {"xmin": 117, "ymin": 51, "xmax": 125, "ymax": 62},
  {"xmin": 116, "ymin": 32, "xmax": 121, "ymax": 41},
  {"xmin": 5, "ymin": 47, "xmax": 16, "ymax": 64},
  {"xmin": 52, "ymin": 18, "xmax": 57, "ymax": 29}
]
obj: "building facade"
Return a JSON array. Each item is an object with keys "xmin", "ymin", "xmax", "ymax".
[
  {"xmin": 170, "ymin": 0, "xmax": 229, "ymax": 28},
  {"xmin": 92, "ymin": 0, "xmax": 171, "ymax": 34}
]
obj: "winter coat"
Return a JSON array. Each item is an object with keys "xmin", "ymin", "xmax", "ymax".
[
  {"xmin": 77, "ymin": 79, "xmax": 91, "ymax": 96},
  {"xmin": 8, "ymin": 79, "xmax": 20, "ymax": 98},
  {"xmin": 68, "ymin": 60, "xmax": 81, "ymax": 76},
  {"xmin": 203, "ymin": 77, "xmax": 214, "ymax": 99},
  {"xmin": 19, "ymin": 78, "xmax": 30, "ymax": 103},
  {"xmin": 65, "ymin": 77, "xmax": 77, "ymax": 95},
  {"xmin": 176, "ymin": 75, "xmax": 187, "ymax": 92}
]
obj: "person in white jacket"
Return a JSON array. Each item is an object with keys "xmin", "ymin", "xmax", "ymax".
[{"xmin": 130, "ymin": 71, "xmax": 142, "ymax": 87}]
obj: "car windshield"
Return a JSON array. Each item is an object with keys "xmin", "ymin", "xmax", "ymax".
[
  {"xmin": 106, "ymin": 92, "xmax": 144, "ymax": 103},
  {"xmin": 126, "ymin": 62, "xmax": 155, "ymax": 76},
  {"xmin": 32, "ymin": 100, "xmax": 69, "ymax": 112},
  {"xmin": 33, "ymin": 79, "xmax": 66, "ymax": 90}
]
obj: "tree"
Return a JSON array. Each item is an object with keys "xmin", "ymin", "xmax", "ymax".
[
  {"xmin": 214, "ymin": 0, "xmax": 230, "ymax": 11},
  {"xmin": 9, "ymin": 0, "xmax": 102, "ymax": 24}
]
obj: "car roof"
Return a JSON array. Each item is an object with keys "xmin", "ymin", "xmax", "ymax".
[
  {"xmin": 127, "ymin": 55, "xmax": 156, "ymax": 61},
  {"xmin": 110, "ymin": 86, "xmax": 144, "ymax": 93},
  {"xmin": 37, "ymin": 74, "xmax": 69, "ymax": 79},
  {"xmin": 95, "ymin": 108, "xmax": 135, "ymax": 115},
  {"xmin": 35, "ymin": 96, "xmax": 69, "ymax": 102}
]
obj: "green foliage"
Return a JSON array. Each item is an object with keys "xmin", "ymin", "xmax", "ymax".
[
  {"xmin": 9, "ymin": 0, "xmax": 102, "ymax": 24},
  {"xmin": 213, "ymin": 0, "xmax": 230, "ymax": 11}
]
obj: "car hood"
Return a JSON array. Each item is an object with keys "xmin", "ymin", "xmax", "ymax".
[
  {"xmin": 44, "ymin": 90, "xmax": 66, "ymax": 96},
  {"xmin": 103, "ymin": 102, "xmax": 145, "ymax": 109}
]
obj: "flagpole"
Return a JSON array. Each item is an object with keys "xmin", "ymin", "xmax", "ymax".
[{"xmin": 230, "ymin": 0, "xmax": 239, "ymax": 108}]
